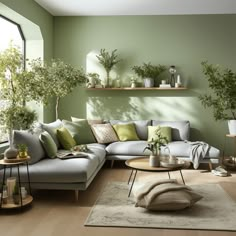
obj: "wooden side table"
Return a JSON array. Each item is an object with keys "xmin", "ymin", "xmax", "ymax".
[
  {"xmin": 0, "ymin": 156, "xmax": 33, "ymax": 209},
  {"xmin": 222, "ymin": 134, "xmax": 236, "ymax": 170}
]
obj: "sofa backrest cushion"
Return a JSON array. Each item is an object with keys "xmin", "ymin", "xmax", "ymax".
[
  {"xmin": 151, "ymin": 120, "xmax": 190, "ymax": 141},
  {"xmin": 39, "ymin": 131, "xmax": 58, "ymax": 158},
  {"xmin": 147, "ymin": 126, "xmax": 172, "ymax": 143},
  {"xmin": 57, "ymin": 127, "xmax": 77, "ymax": 150},
  {"xmin": 71, "ymin": 117, "xmax": 104, "ymax": 125},
  {"xmin": 109, "ymin": 120, "xmax": 151, "ymax": 140},
  {"xmin": 91, "ymin": 123, "xmax": 119, "ymax": 144},
  {"xmin": 113, "ymin": 123, "xmax": 140, "ymax": 141},
  {"xmin": 14, "ymin": 130, "xmax": 45, "ymax": 164},
  {"xmin": 62, "ymin": 119, "xmax": 96, "ymax": 144},
  {"xmin": 40, "ymin": 119, "xmax": 63, "ymax": 148}
]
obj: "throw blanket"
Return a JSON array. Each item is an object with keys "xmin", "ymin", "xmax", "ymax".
[{"xmin": 186, "ymin": 141, "xmax": 210, "ymax": 169}]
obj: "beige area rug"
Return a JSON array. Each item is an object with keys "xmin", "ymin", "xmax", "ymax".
[{"xmin": 85, "ymin": 182, "xmax": 236, "ymax": 231}]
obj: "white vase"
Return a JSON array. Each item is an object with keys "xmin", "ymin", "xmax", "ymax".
[
  {"xmin": 149, "ymin": 155, "xmax": 160, "ymax": 167},
  {"xmin": 144, "ymin": 78, "xmax": 154, "ymax": 88},
  {"xmin": 4, "ymin": 129, "xmax": 18, "ymax": 159},
  {"xmin": 228, "ymin": 120, "xmax": 236, "ymax": 135}
]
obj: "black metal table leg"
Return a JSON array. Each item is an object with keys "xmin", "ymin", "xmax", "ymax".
[
  {"xmin": 17, "ymin": 165, "xmax": 23, "ymax": 207},
  {"xmin": 179, "ymin": 169, "xmax": 185, "ymax": 185},
  {"xmin": 10, "ymin": 166, "xmax": 12, "ymax": 177},
  {"xmin": 128, "ymin": 170, "xmax": 137, "ymax": 197},
  {"xmin": 1, "ymin": 166, "xmax": 6, "ymax": 208},
  {"xmin": 26, "ymin": 162, "xmax": 32, "ymax": 195},
  {"xmin": 127, "ymin": 169, "xmax": 134, "ymax": 185},
  {"xmin": 168, "ymin": 171, "xmax": 170, "ymax": 179}
]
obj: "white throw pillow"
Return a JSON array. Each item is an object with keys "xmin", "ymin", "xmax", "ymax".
[{"xmin": 91, "ymin": 123, "xmax": 118, "ymax": 144}]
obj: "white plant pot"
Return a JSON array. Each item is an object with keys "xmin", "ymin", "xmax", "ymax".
[
  {"xmin": 149, "ymin": 155, "xmax": 160, "ymax": 167},
  {"xmin": 228, "ymin": 120, "xmax": 236, "ymax": 135},
  {"xmin": 143, "ymin": 78, "xmax": 154, "ymax": 88}
]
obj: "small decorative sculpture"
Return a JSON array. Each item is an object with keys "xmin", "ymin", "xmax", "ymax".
[{"xmin": 169, "ymin": 65, "xmax": 176, "ymax": 87}]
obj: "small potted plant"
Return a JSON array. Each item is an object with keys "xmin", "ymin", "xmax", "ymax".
[
  {"xmin": 17, "ymin": 144, "xmax": 28, "ymax": 158},
  {"xmin": 96, "ymin": 49, "xmax": 121, "ymax": 88},
  {"xmin": 132, "ymin": 62, "xmax": 166, "ymax": 87},
  {"xmin": 143, "ymin": 127, "xmax": 168, "ymax": 167}
]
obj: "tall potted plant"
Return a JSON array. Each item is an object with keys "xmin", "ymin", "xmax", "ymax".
[
  {"xmin": 29, "ymin": 58, "xmax": 87, "ymax": 119},
  {"xmin": 132, "ymin": 62, "xmax": 166, "ymax": 87},
  {"xmin": 96, "ymin": 49, "xmax": 121, "ymax": 88},
  {"xmin": 0, "ymin": 45, "xmax": 37, "ymax": 158},
  {"xmin": 199, "ymin": 61, "xmax": 236, "ymax": 134}
]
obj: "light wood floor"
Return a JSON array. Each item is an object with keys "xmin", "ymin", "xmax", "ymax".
[{"xmin": 0, "ymin": 161, "xmax": 236, "ymax": 236}]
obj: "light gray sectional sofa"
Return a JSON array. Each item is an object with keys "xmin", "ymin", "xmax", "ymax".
[{"xmin": 0, "ymin": 119, "xmax": 220, "ymax": 197}]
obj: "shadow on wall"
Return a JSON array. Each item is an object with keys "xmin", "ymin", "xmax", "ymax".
[{"xmin": 87, "ymin": 96, "xmax": 139, "ymax": 120}]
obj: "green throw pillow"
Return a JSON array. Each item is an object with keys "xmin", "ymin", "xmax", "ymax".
[
  {"xmin": 148, "ymin": 126, "xmax": 172, "ymax": 143},
  {"xmin": 39, "ymin": 131, "xmax": 58, "ymax": 158},
  {"xmin": 113, "ymin": 123, "xmax": 139, "ymax": 141},
  {"xmin": 57, "ymin": 127, "xmax": 77, "ymax": 150},
  {"xmin": 62, "ymin": 119, "xmax": 96, "ymax": 144}
]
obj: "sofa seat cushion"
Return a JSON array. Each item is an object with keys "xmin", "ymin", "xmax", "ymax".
[
  {"xmin": 161, "ymin": 141, "xmax": 220, "ymax": 158},
  {"xmin": 106, "ymin": 141, "xmax": 148, "ymax": 156},
  {"xmin": 106, "ymin": 141, "xmax": 220, "ymax": 159},
  {"xmin": 1, "ymin": 143, "xmax": 106, "ymax": 184}
]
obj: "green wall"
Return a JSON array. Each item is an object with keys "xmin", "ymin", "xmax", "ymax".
[
  {"xmin": 0, "ymin": 0, "xmax": 55, "ymax": 122},
  {"xmin": 54, "ymin": 15, "xmax": 236, "ymax": 151}
]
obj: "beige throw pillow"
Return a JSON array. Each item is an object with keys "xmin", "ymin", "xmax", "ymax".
[
  {"xmin": 91, "ymin": 123, "xmax": 118, "ymax": 144},
  {"xmin": 134, "ymin": 179, "xmax": 202, "ymax": 211}
]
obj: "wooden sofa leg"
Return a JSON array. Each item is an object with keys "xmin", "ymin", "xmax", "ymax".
[
  {"xmin": 208, "ymin": 160, "xmax": 213, "ymax": 171},
  {"xmin": 111, "ymin": 160, "xmax": 115, "ymax": 168},
  {"xmin": 75, "ymin": 190, "xmax": 79, "ymax": 201}
]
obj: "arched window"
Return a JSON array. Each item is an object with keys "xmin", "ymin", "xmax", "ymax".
[{"xmin": 0, "ymin": 15, "xmax": 25, "ymax": 143}]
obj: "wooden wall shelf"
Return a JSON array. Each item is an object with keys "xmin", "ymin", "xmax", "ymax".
[{"xmin": 86, "ymin": 87, "xmax": 187, "ymax": 91}]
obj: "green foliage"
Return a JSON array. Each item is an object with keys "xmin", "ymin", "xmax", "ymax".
[
  {"xmin": 96, "ymin": 49, "xmax": 121, "ymax": 74},
  {"xmin": 0, "ymin": 44, "xmax": 35, "ymax": 106},
  {"xmin": 132, "ymin": 62, "xmax": 166, "ymax": 79},
  {"xmin": 0, "ymin": 105, "xmax": 37, "ymax": 131},
  {"xmin": 143, "ymin": 127, "xmax": 168, "ymax": 156},
  {"xmin": 96, "ymin": 49, "xmax": 121, "ymax": 87},
  {"xmin": 17, "ymin": 143, "xmax": 28, "ymax": 152},
  {"xmin": 0, "ymin": 44, "xmax": 38, "ymax": 132},
  {"xmin": 199, "ymin": 61, "xmax": 236, "ymax": 120},
  {"xmin": 29, "ymin": 58, "xmax": 87, "ymax": 118}
]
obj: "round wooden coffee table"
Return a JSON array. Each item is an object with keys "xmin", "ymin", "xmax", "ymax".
[{"xmin": 125, "ymin": 156, "xmax": 190, "ymax": 197}]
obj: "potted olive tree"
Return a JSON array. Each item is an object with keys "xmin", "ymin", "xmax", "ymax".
[
  {"xmin": 29, "ymin": 58, "xmax": 87, "ymax": 119},
  {"xmin": 0, "ymin": 45, "xmax": 38, "ymax": 158},
  {"xmin": 132, "ymin": 62, "xmax": 166, "ymax": 87},
  {"xmin": 199, "ymin": 61, "xmax": 236, "ymax": 134},
  {"xmin": 96, "ymin": 49, "xmax": 121, "ymax": 88}
]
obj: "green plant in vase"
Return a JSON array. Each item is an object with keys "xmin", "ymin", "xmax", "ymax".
[
  {"xmin": 132, "ymin": 62, "xmax": 166, "ymax": 87},
  {"xmin": 199, "ymin": 61, "xmax": 236, "ymax": 134},
  {"xmin": 17, "ymin": 143, "xmax": 28, "ymax": 158},
  {"xmin": 96, "ymin": 49, "xmax": 121, "ymax": 88},
  {"xmin": 143, "ymin": 127, "xmax": 168, "ymax": 167}
]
